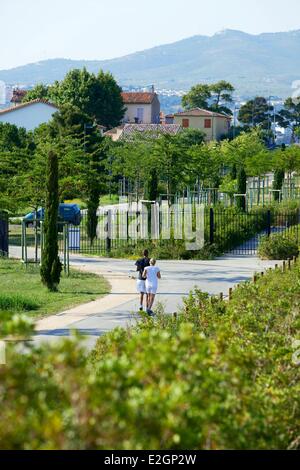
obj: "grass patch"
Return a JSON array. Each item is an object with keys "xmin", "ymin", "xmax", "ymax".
[
  {"xmin": 0, "ymin": 293, "xmax": 40, "ymax": 312},
  {"xmin": 0, "ymin": 258, "xmax": 110, "ymax": 319}
]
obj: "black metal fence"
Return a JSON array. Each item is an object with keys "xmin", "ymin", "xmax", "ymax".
[
  {"xmin": 210, "ymin": 207, "xmax": 300, "ymax": 255},
  {"xmin": 0, "ymin": 211, "xmax": 9, "ymax": 256},
  {"xmin": 8, "ymin": 206, "xmax": 300, "ymax": 257},
  {"xmin": 66, "ymin": 206, "xmax": 300, "ymax": 256}
]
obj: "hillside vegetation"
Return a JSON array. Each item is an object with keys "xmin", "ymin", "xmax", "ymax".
[{"xmin": 1, "ymin": 30, "xmax": 300, "ymax": 96}]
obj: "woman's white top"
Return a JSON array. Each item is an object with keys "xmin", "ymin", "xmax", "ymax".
[{"xmin": 144, "ymin": 266, "xmax": 160, "ymax": 286}]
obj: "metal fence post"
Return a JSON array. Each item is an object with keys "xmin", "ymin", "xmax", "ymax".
[
  {"xmin": 106, "ymin": 210, "xmax": 112, "ymax": 254},
  {"xmin": 66, "ymin": 224, "xmax": 70, "ymax": 276},
  {"xmin": 267, "ymin": 210, "xmax": 271, "ymax": 237},
  {"xmin": 209, "ymin": 208, "xmax": 214, "ymax": 245},
  {"xmin": 63, "ymin": 224, "xmax": 67, "ymax": 274}
]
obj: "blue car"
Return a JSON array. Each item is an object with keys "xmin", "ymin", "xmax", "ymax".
[{"xmin": 24, "ymin": 204, "xmax": 81, "ymax": 226}]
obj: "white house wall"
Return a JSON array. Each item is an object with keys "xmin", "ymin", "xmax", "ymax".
[
  {"xmin": 0, "ymin": 102, "xmax": 58, "ymax": 131},
  {"xmin": 123, "ymin": 103, "xmax": 153, "ymax": 124}
]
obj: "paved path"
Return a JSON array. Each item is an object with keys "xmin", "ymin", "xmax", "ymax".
[{"xmin": 9, "ymin": 246, "xmax": 278, "ymax": 349}]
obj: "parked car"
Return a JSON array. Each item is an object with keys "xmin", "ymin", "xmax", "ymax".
[{"xmin": 24, "ymin": 204, "xmax": 81, "ymax": 226}]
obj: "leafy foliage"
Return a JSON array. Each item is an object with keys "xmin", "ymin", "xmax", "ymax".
[
  {"xmin": 238, "ymin": 97, "xmax": 273, "ymax": 129},
  {"xmin": 1, "ymin": 263, "xmax": 300, "ymax": 449},
  {"xmin": 258, "ymin": 233, "xmax": 299, "ymax": 260},
  {"xmin": 273, "ymin": 169, "xmax": 285, "ymax": 201},
  {"xmin": 182, "ymin": 81, "xmax": 234, "ymax": 115},
  {"xmin": 23, "ymin": 68, "xmax": 125, "ymax": 129},
  {"xmin": 277, "ymin": 97, "xmax": 300, "ymax": 137}
]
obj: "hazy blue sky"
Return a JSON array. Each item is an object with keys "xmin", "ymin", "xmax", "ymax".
[{"xmin": 1, "ymin": 0, "xmax": 300, "ymax": 69}]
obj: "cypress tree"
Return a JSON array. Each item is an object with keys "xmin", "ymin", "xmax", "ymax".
[
  {"xmin": 87, "ymin": 186, "xmax": 100, "ymax": 243},
  {"xmin": 273, "ymin": 169, "xmax": 285, "ymax": 202},
  {"xmin": 236, "ymin": 167, "xmax": 247, "ymax": 211},
  {"xmin": 146, "ymin": 169, "xmax": 159, "ymax": 201},
  {"xmin": 40, "ymin": 150, "xmax": 62, "ymax": 291},
  {"xmin": 230, "ymin": 164, "xmax": 237, "ymax": 180}
]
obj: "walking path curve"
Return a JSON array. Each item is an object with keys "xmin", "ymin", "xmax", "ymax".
[{"xmin": 9, "ymin": 246, "xmax": 278, "ymax": 349}]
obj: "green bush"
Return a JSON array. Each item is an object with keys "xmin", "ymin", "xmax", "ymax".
[
  {"xmin": 258, "ymin": 233, "xmax": 299, "ymax": 260},
  {"xmin": 0, "ymin": 311, "xmax": 34, "ymax": 338},
  {"xmin": 1, "ymin": 264, "xmax": 300, "ymax": 449}
]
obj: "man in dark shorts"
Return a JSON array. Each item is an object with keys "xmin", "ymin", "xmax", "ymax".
[{"xmin": 135, "ymin": 249, "xmax": 150, "ymax": 311}]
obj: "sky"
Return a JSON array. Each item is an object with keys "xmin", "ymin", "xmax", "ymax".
[{"xmin": 1, "ymin": 0, "xmax": 300, "ymax": 70}]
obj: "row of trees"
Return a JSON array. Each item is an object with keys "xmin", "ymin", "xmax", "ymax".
[
  {"xmin": 110, "ymin": 128, "xmax": 300, "ymax": 204},
  {"xmin": 1, "ymin": 117, "xmax": 300, "ymax": 218}
]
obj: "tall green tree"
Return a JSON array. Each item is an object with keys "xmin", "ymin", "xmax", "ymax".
[
  {"xmin": 273, "ymin": 169, "xmax": 285, "ymax": 202},
  {"xmin": 145, "ymin": 169, "xmax": 159, "ymax": 201},
  {"xmin": 210, "ymin": 80, "xmax": 234, "ymax": 114},
  {"xmin": 182, "ymin": 84, "xmax": 211, "ymax": 110},
  {"xmin": 23, "ymin": 68, "xmax": 125, "ymax": 129},
  {"xmin": 221, "ymin": 129, "xmax": 268, "ymax": 176},
  {"xmin": 40, "ymin": 151, "xmax": 62, "ymax": 291},
  {"xmin": 112, "ymin": 137, "xmax": 150, "ymax": 201},
  {"xmin": 153, "ymin": 134, "xmax": 191, "ymax": 198},
  {"xmin": 238, "ymin": 97, "xmax": 273, "ymax": 129},
  {"xmin": 277, "ymin": 97, "xmax": 300, "ymax": 140},
  {"xmin": 182, "ymin": 81, "xmax": 234, "ymax": 114},
  {"xmin": 51, "ymin": 68, "xmax": 125, "ymax": 128},
  {"xmin": 188, "ymin": 142, "xmax": 222, "ymax": 189},
  {"xmin": 47, "ymin": 104, "xmax": 108, "ymax": 242}
]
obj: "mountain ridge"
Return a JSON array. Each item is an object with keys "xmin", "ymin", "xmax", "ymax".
[{"xmin": 1, "ymin": 29, "xmax": 300, "ymax": 98}]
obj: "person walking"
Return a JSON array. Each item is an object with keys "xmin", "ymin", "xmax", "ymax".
[
  {"xmin": 135, "ymin": 249, "xmax": 150, "ymax": 311},
  {"xmin": 143, "ymin": 258, "xmax": 161, "ymax": 316}
]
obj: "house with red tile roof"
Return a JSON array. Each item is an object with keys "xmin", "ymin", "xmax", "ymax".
[
  {"xmin": 105, "ymin": 123, "xmax": 182, "ymax": 142},
  {"xmin": 10, "ymin": 88, "xmax": 27, "ymax": 105},
  {"xmin": 121, "ymin": 92, "xmax": 160, "ymax": 124},
  {"xmin": 172, "ymin": 108, "xmax": 232, "ymax": 141},
  {"xmin": 0, "ymin": 99, "xmax": 59, "ymax": 131}
]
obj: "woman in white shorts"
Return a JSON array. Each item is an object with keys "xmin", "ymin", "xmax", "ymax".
[
  {"xmin": 135, "ymin": 250, "xmax": 150, "ymax": 311},
  {"xmin": 143, "ymin": 258, "xmax": 161, "ymax": 316}
]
